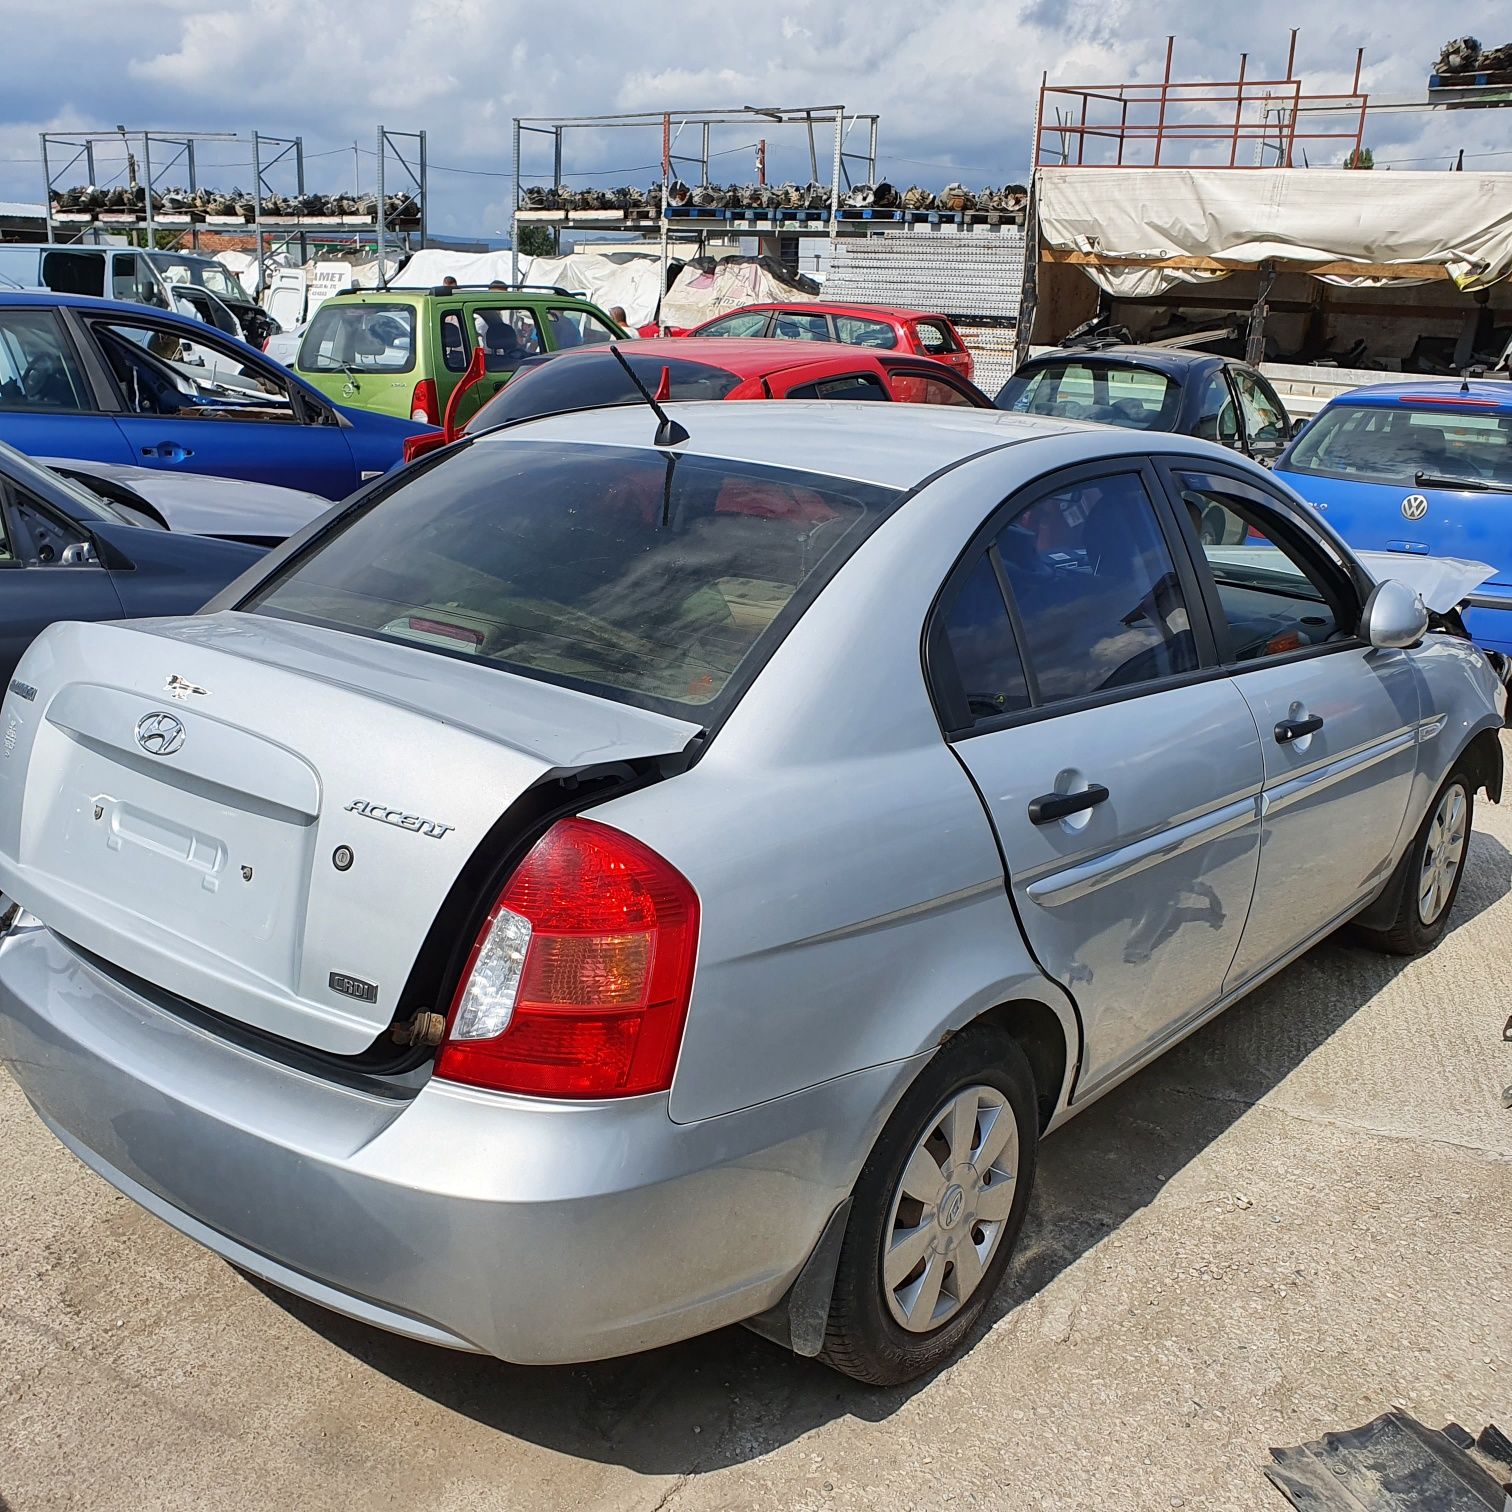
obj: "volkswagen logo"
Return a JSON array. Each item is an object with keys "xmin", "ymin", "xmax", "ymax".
[
  {"xmin": 1401, "ymin": 493, "xmax": 1429, "ymax": 522},
  {"xmin": 135, "ymin": 711, "xmax": 185, "ymax": 757}
]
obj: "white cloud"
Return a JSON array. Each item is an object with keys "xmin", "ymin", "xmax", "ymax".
[{"xmin": 0, "ymin": 0, "xmax": 1505, "ymax": 234}]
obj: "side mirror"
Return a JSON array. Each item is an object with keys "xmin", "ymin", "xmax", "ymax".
[
  {"xmin": 1288, "ymin": 417, "xmax": 1309, "ymax": 441},
  {"xmin": 1360, "ymin": 578, "xmax": 1429, "ymax": 649}
]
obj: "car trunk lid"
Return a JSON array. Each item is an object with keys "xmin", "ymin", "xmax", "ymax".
[{"xmin": 0, "ymin": 613, "xmax": 701, "ymax": 1055}]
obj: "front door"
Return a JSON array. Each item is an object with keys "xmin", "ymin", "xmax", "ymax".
[
  {"xmin": 935, "ymin": 463, "xmax": 1264, "ymax": 1095},
  {"xmin": 1163, "ymin": 462, "xmax": 1420, "ymax": 989},
  {"xmin": 82, "ymin": 313, "xmax": 361, "ymax": 500}
]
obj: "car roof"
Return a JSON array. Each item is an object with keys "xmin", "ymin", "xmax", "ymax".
[
  {"xmin": 1018, "ymin": 345, "xmax": 1231, "ymax": 376},
  {"xmin": 605, "ymin": 337, "xmax": 936, "ymax": 378},
  {"xmin": 704, "ymin": 302, "xmax": 947, "ymax": 322},
  {"xmin": 481, "ymin": 396, "xmax": 1228, "ymax": 491},
  {"xmin": 1317, "ymin": 379, "xmax": 1512, "ymax": 413},
  {"xmin": 0, "ymin": 289, "xmax": 178, "ymax": 315}
]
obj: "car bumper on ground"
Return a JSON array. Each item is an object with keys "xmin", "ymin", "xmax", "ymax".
[{"xmin": 0, "ymin": 921, "xmax": 910, "ymax": 1365}]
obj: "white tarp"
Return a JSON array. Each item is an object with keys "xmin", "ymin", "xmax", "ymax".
[
  {"xmin": 391, "ymin": 248, "xmax": 663, "ymax": 327},
  {"xmin": 1037, "ymin": 167, "xmax": 1512, "ymax": 296},
  {"xmin": 658, "ymin": 259, "xmax": 819, "ymax": 331}
]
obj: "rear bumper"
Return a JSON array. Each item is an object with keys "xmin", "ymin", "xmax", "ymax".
[{"xmin": 0, "ymin": 922, "xmax": 912, "ymax": 1364}]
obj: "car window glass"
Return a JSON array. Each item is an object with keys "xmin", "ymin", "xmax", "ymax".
[
  {"xmin": 939, "ymin": 553, "xmax": 1030, "ymax": 724},
  {"xmin": 996, "ymin": 471, "xmax": 1198, "ymax": 704},
  {"xmin": 5, "ymin": 487, "xmax": 87, "ymax": 564},
  {"xmin": 833, "ymin": 316, "xmax": 897, "ymax": 349},
  {"xmin": 439, "ymin": 310, "xmax": 469, "ymax": 372},
  {"xmin": 111, "ymin": 252, "xmax": 159, "ymax": 305},
  {"xmin": 0, "ymin": 310, "xmax": 90, "ymax": 411},
  {"xmin": 97, "ymin": 319, "xmax": 296, "ymax": 420},
  {"xmin": 700, "ymin": 311, "xmax": 769, "ymax": 338},
  {"xmin": 0, "ymin": 499, "xmax": 11, "ymax": 560},
  {"xmin": 248, "ymin": 441, "xmax": 901, "ymax": 721},
  {"xmin": 39, "ymin": 250, "xmax": 105, "ymax": 299},
  {"xmin": 772, "ymin": 311, "xmax": 829, "ymax": 341},
  {"xmin": 998, "ymin": 362, "xmax": 1179, "ymax": 430},
  {"xmin": 1232, "ymin": 369, "xmax": 1286, "ymax": 450},
  {"xmin": 1285, "ymin": 403, "xmax": 1512, "ymax": 488},
  {"xmin": 299, "ymin": 301, "xmax": 415, "ymax": 374},
  {"xmin": 471, "ymin": 307, "xmax": 543, "ymax": 368},
  {"xmin": 546, "ymin": 307, "xmax": 618, "ymax": 348},
  {"xmin": 913, "ymin": 320, "xmax": 954, "ymax": 354},
  {"xmin": 786, "ymin": 373, "xmax": 889, "ymax": 401},
  {"xmin": 888, "ymin": 371, "xmax": 977, "ymax": 407},
  {"xmin": 1193, "ymin": 371, "xmax": 1239, "ymax": 445},
  {"xmin": 1176, "ymin": 471, "xmax": 1343, "ymax": 660}
]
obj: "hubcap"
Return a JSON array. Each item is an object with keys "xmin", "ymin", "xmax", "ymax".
[
  {"xmin": 1418, "ymin": 782, "xmax": 1468, "ymax": 926},
  {"xmin": 881, "ymin": 1084, "xmax": 1018, "ymax": 1334}
]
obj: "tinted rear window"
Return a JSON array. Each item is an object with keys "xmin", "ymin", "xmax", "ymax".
[
  {"xmin": 248, "ymin": 439, "xmax": 900, "ymax": 720},
  {"xmin": 1283, "ymin": 402, "xmax": 1512, "ymax": 489},
  {"xmin": 997, "ymin": 361, "xmax": 1179, "ymax": 431},
  {"xmin": 466, "ymin": 352, "xmax": 743, "ymax": 431},
  {"xmin": 299, "ymin": 302, "xmax": 416, "ymax": 373}
]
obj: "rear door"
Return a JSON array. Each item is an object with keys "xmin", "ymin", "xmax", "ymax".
[
  {"xmin": 0, "ymin": 307, "xmax": 135, "ymax": 464},
  {"xmin": 1160, "ymin": 460, "xmax": 1420, "ymax": 988},
  {"xmin": 934, "ymin": 461, "xmax": 1264, "ymax": 1096},
  {"xmin": 444, "ymin": 304, "xmax": 544, "ymax": 426},
  {"xmin": 81, "ymin": 311, "xmax": 362, "ymax": 499}
]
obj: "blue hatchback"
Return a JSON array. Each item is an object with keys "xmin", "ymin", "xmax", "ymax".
[
  {"xmin": 0, "ymin": 291, "xmax": 424, "ymax": 500},
  {"xmin": 1275, "ymin": 381, "xmax": 1512, "ymax": 653}
]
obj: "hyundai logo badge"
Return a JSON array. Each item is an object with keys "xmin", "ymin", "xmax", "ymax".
[{"xmin": 135, "ymin": 711, "xmax": 185, "ymax": 757}]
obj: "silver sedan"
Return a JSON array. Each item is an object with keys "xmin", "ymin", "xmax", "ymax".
[{"xmin": 0, "ymin": 402, "xmax": 1502, "ymax": 1384}]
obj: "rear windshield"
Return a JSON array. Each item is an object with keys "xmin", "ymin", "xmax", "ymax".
[
  {"xmin": 997, "ymin": 361, "xmax": 1180, "ymax": 431},
  {"xmin": 465, "ymin": 352, "xmax": 743, "ymax": 432},
  {"xmin": 299, "ymin": 302, "xmax": 416, "ymax": 374},
  {"xmin": 1283, "ymin": 401, "xmax": 1512, "ymax": 490},
  {"xmin": 247, "ymin": 439, "xmax": 900, "ymax": 720}
]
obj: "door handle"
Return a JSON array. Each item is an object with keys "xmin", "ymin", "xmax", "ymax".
[
  {"xmin": 142, "ymin": 442, "xmax": 193, "ymax": 461},
  {"xmin": 1274, "ymin": 715, "xmax": 1324, "ymax": 744},
  {"xmin": 1028, "ymin": 784, "xmax": 1109, "ymax": 825}
]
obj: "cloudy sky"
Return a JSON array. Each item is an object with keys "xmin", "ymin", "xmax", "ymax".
[{"xmin": 2, "ymin": 0, "xmax": 1507, "ymax": 236}]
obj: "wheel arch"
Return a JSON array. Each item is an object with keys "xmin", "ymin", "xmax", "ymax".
[
  {"xmin": 954, "ymin": 994, "xmax": 1079, "ymax": 1131},
  {"xmin": 1459, "ymin": 722, "xmax": 1503, "ymax": 804}
]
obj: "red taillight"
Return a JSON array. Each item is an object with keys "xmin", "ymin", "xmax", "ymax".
[
  {"xmin": 402, "ymin": 430, "xmax": 448, "ymax": 464},
  {"xmin": 410, "ymin": 378, "xmax": 440, "ymax": 424},
  {"xmin": 435, "ymin": 818, "xmax": 699, "ymax": 1099}
]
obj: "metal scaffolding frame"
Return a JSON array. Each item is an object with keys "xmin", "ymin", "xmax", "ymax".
[
  {"xmin": 507, "ymin": 105, "xmax": 880, "ymax": 301},
  {"xmin": 40, "ymin": 124, "xmax": 428, "ymax": 288}
]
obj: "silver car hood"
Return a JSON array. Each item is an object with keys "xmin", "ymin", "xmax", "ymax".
[
  {"xmin": 43, "ymin": 457, "xmax": 331, "ymax": 541},
  {"xmin": 0, "ymin": 614, "xmax": 701, "ymax": 1054},
  {"xmin": 1353, "ymin": 551, "xmax": 1496, "ymax": 614}
]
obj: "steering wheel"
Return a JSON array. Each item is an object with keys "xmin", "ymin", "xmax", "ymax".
[{"xmin": 20, "ymin": 354, "xmax": 65, "ymax": 405}]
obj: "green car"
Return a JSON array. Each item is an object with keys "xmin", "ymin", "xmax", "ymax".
[{"xmin": 292, "ymin": 286, "xmax": 628, "ymax": 428}]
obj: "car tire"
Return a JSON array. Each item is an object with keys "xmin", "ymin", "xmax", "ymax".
[
  {"xmin": 817, "ymin": 1025, "xmax": 1039, "ymax": 1386},
  {"xmin": 1353, "ymin": 766, "xmax": 1474, "ymax": 956}
]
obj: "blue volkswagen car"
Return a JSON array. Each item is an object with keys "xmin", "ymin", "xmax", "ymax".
[
  {"xmin": 0, "ymin": 292, "xmax": 423, "ymax": 500},
  {"xmin": 1275, "ymin": 381, "xmax": 1512, "ymax": 653}
]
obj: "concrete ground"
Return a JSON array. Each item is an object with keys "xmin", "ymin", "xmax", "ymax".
[{"xmin": 3, "ymin": 770, "xmax": 1510, "ymax": 1512}]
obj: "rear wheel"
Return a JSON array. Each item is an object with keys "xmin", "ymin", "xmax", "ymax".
[
  {"xmin": 818, "ymin": 1026, "xmax": 1038, "ymax": 1385},
  {"xmin": 1354, "ymin": 768, "xmax": 1473, "ymax": 955}
]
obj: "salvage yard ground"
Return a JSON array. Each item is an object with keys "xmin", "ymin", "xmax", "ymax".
[{"xmin": 3, "ymin": 741, "xmax": 1510, "ymax": 1512}]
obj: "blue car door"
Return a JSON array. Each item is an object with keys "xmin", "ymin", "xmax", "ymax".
[
  {"xmin": 0, "ymin": 306, "xmax": 136, "ymax": 466},
  {"xmin": 81, "ymin": 310, "xmax": 362, "ymax": 500},
  {"xmin": 0, "ymin": 479, "xmax": 125, "ymax": 683}
]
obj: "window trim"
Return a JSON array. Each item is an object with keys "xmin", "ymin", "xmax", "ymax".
[
  {"xmin": 924, "ymin": 457, "xmax": 1221, "ymax": 740},
  {"xmin": 783, "ymin": 370, "xmax": 892, "ymax": 402},
  {"xmin": 1150, "ymin": 454, "xmax": 1367, "ymax": 673}
]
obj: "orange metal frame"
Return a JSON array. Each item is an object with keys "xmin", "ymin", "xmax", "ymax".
[{"xmin": 1035, "ymin": 33, "xmax": 1368, "ymax": 169}]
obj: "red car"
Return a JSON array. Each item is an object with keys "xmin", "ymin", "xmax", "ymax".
[
  {"xmin": 677, "ymin": 303, "xmax": 976, "ymax": 382},
  {"xmin": 403, "ymin": 339, "xmax": 992, "ymax": 461}
]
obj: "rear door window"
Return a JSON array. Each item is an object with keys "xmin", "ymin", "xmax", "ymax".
[
  {"xmin": 784, "ymin": 372, "xmax": 890, "ymax": 401},
  {"xmin": 0, "ymin": 310, "xmax": 91, "ymax": 411},
  {"xmin": 1231, "ymin": 368, "xmax": 1288, "ymax": 455},
  {"xmin": 771, "ymin": 311, "xmax": 831, "ymax": 341},
  {"xmin": 299, "ymin": 302, "xmax": 416, "ymax": 373},
  {"xmin": 698, "ymin": 310, "xmax": 771, "ymax": 338},
  {"xmin": 833, "ymin": 315, "xmax": 898, "ymax": 349},
  {"xmin": 1194, "ymin": 370, "xmax": 1241, "ymax": 446},
  {"xmin": 248, "ymin": 441, "xmax": 901, "ymax": 719},
  {"xmin": 936, "ymin": 553, "xmax": 1031, "ymax": 725},
  {"xmin": 468, "ymin": 307, "xmax": 543, "ymax": 368}
]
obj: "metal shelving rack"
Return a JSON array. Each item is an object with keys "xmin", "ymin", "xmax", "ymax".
[
  {"xmin": 508, "ymin": 104, "xmax": 882, "ymax": 285},
  {"xmin": 40, "ymin": 125, "xmax": 427, "ymax": 288}
]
